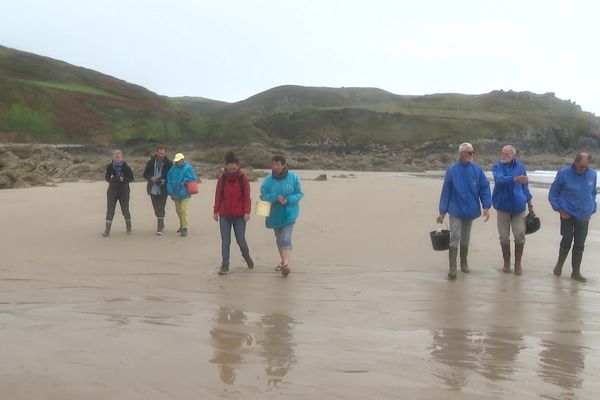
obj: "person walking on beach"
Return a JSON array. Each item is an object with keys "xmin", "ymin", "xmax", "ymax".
[
  {"xmin": 143, "ymin": 145, "xmax": 172, "ymax": 235},
  {"xmin": 102, "ymin": 149, "xmax": 134, "ymax": 237},
  {"xmin": 260, "ymin": 155, "xmax": 304, "ymax": 277},
  {"xmin": 213, "ymin": 151, "xmax": 254, "ymax": 275},
  {"xmin": 492, "ymin": 145, "xmax": 533, "ymax": 275},
  {"xmin": 167, "ymin": 153, "xmax": 197, "ymax": 237},
  {"xmin": 437, "ymin": 143, "xmax": 491, "ymax": 279},
  {"xmin": 549, "ymin": 152, "xmax": 597, "ymax": 282}
]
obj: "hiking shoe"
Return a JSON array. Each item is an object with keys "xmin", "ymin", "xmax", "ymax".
[
  {"xmin": 218, "ymin": 265, "xmax": 230, "ymax": 275},
  {"xmin": 245, "ymin": 257, "xmax": 254, "ymax": 269},
  {"xmin": 180, "ymin": 228, "xmax": 188, "ymax": 237},
  {"xmin": 281, "ymin": 266, "xmax": 290, "ymax": 277}
]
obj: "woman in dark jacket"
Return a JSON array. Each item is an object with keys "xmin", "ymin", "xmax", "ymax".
[
  {"xmin": 143, "ymin": 145, "xmax": 172, "ymax": 235},
  {"xmin": 102, "ymin": 149, "xmax": 134, "ymax": 237},
  {"xmin": 213, "ymin": 151, "xmax": 253, "ymax": 275}
]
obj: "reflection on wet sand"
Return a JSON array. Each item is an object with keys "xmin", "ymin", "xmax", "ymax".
[
  {"xmin": 209, "ymin": 308, "xmax": 297, "ymax": 386},
  {"xmin": 256, "ymin": 314, "xmax": 296, "ymax": 387},
  {"xmin": 209, "ymin": 307, "xmax": 251, "ymax": 385},
  {"xmin": 538, "ymin": 288, "xmax": 588, "ymax": 398},
  {"xmin": 539, "ymin": 338, "xmax": 587, "ymax": 396},
  {"xmin": 431, "ymin": 329, "xmax": 525, "ymax": 390}
]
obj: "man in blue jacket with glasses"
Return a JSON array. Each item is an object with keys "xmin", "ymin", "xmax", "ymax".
[
  {"xmin": 492, "ymin": 145, "xmax": 533, "ymax": 275},
  {"xmin": 437, "ymin": 143, "xmax": 492, "ymax": 279},
  {"xmin": 549, "ymin": 152, "xmax": 597, "ymax": 282}
]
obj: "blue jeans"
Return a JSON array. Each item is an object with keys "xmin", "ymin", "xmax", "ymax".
[
  {"xmin": 560, "ymin": 217, "xmax": 590, "ymax": 252},
  {"xmin": 219, "ymin": 216, "xmax": 250, "ymax": 266},
  {"xmin": 274, "ymin": 224, "xmax": 294, "ymax": 251}
]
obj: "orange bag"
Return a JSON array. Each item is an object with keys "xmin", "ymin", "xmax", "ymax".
[{"xmin": 186, "ymin": 181, "xmax": 199, "ymax": 195}]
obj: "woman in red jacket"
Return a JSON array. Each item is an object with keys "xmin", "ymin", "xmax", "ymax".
[{"xmin": 213, "ymin": 151, "xmax": 254, "ymax": 275}]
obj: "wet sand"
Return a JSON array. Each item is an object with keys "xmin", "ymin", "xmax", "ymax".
[{"xmin": 1, "ymin": 172, "xmax": 599, "ymax": 399}]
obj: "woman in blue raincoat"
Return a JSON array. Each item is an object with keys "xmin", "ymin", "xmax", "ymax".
[
  {"xmin": 167, "ymin": 152, "xmax": 197, "ymax": 237},
  {"xmin": 260, "ymin": 155, "xmax": 304, "ymax": 277}
]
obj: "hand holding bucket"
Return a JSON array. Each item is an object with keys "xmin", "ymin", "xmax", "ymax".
[
  {"xmin": 256, "ymin": 200, "xmax": 271, "ymax": 217},
  {"xmin": 430, "ymin": 222, "xmax": 450, "ymax": 251}
]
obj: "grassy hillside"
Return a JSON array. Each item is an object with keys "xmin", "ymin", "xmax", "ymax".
[
  {"xmin": 0, "ymin": 45, "xmax": 184, "ymax": 143},
  {"xmin": 1, "ymin": 44, "xmax": 599, "ymax": 151}
]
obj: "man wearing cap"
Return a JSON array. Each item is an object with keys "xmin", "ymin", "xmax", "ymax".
[
  {"xmin": 143, "ymin": 145, "xmax": 173, "ymax": 235},
  {"xmin": 549, "ymin": 152, "xmax": 597, "ymax": 282},
  {"xmin": 491, "ymin": 145, "xmax": 533, "ymax": 275},
  {"xmin": 437, "ymin": 142, "xmax": 492, "ymax": 279},
  {"xmin": 167, "ymin": 153, "xmax": 198, "ymax": 237}
]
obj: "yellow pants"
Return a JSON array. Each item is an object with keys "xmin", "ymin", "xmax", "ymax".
[{"xmin": 174, "ymin": 197, "xmax": 190, "ymax": 228}]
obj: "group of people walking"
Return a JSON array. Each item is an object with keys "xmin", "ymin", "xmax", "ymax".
[
  {"xmin": 102, "ymin": 147, "xmax": 304, "ymax": 277},
  {"xmin": 437, "ymin": 142, "xmax": 597, "ymax": 282}
]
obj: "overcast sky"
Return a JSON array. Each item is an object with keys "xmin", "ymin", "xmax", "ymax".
[{"xmin": 2, "ymin": 0, "xmax": 599, "ymax": 114}]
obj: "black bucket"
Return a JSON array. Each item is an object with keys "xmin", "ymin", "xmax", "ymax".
[{"xmin": 430, "ymin": 228, "xmax": 450, "ymax": 251}]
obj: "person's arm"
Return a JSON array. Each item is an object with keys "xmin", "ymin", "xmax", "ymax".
[
  {"xmin": 260, "ymin": 178, "xmax": 279, "ymax": 202},
  {"xmin": 166, "ymin": 169, "xmax": 174, "ymax": 195},
  {"xmin": 243, "ymin": 175, "xmax": 252, "ymax": 214},
  {"xmin": 104, "ymin": 165, "xmax": 112, "ymax": 182},
  {"xmin": 143, "ymin": 160, "xmax": 153, "ymax": 181},
  {"xmin": 522, "ymin": 167, "xmax": 533, "ymax": 211},
  {"xmin": 183, "ymin": 164, "xmax": 197, "ymax": 183},
  {"xmin": 286, "ymin": 175, "xmax": 304, "ymax": 204},
  {"xmin": 479, "ymin": 169, "xmax": 492, "ymax": 210},
  {"xmin": 214, "ymin": 176, "xmax": 223, "ymax": 214},
  {"xmin": 438, "ymin": 169, "xmax": 452, "ymax": 217},
  {"xmin": 548, "ymin": 171, "xmax": 563, "ymax": 212},
  {"xmin": 123, "ymin": 165, "xmax": 134, "ymax": 183},
  {"xmin": 592, "ymin": 172, "xmax": 597, "ymax": 214},
  {"xmin": 492, "ymin": 163, "xmax": 514, "ymax": 186}
]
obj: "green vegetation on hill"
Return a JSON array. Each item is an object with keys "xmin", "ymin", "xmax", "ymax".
[
  {"xmin": 24, "ymin": 80, "xmax": 122, "ymax": 98},
  {"xmin": 1, "ymin": 44, "xmax": 599, "ymax": 151}
]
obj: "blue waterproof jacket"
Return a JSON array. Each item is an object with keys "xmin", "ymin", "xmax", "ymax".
[
  {"xmin": 492, "ymin": 159, "xmax": 532, "ymax": 213},
  {"xmin": 548, "ymin": 164, "xmax": 597, "ymax": 220},
  {"xmin": 260, "ymin": 171, "xmax": 304, "ymax": 228},
  {"xmin": 167, "ymin": 161, "xmax": 197, "ymax": 200},
  {"xmin": 439, "ymin": 161, "xmax": 492, "ymax": 219}
]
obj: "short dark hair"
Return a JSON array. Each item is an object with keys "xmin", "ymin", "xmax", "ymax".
[
  {"xmin": 156, "ymin": 145, "xmax": 166, "ymax": 152},
  {"xmin": 575, "ymin": 152, "xmax": 593, "ymax": 163},
  {"xmin": 272, "ymin": 155, "xmax": 286, "ymax": 165},
  {"xmin": 224, "ymin": 150, "xmax": 239, "ymax": 165}
]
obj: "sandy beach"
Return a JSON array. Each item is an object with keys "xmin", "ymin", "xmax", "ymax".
[{"xmin": 1, "ymin": 171, "xmax": 599, "ymax": 399}]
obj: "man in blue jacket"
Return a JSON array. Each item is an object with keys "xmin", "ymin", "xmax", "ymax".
[
  {"xmin": 549, "ymin": 152, "xmax": 597, "ymax": 282},
  {"xmin": 437, "ymin": 143, "xmax": 492, "ymax": 279},
  {"xmin": 492, "ymin": 145, "xmax": 533, "ymax": 275}
]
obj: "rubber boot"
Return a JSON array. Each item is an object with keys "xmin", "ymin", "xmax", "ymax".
[
  {"xmin": 553, "ymin": 246, "xmax": 570, "ymax": 276},
  {"xmin": 514, "ymin": 242, "xmax": 524, "ymax": 275},
  {"xmin": 448, "ymin": 247, "xmax": 458, "ymax": 279},
  {"xmin": 501, "ymin": 243, "xmax": 511, "ymax": 273},
  {"xmin": 571, "ymin": 250, "xmax": 587, "ymax": 282},
  {"xmin": 126, "ymin": 220, "xmax": 132, "ymax": 234},
  {"xmin": 157, "ymin": 218, "xmax": 164, "ymax": 235},
  {"xmin": 460, "ymin": 245, "xmax": 470, "ymax": 273},
  {"xmin": 102, "ymin": 221, "xmax": 112, "ymax": 237}
]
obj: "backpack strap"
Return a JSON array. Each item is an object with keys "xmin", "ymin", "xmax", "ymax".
[{"xmin": 220, "ymin": 174, "xmax": 245, "ymax": 199}]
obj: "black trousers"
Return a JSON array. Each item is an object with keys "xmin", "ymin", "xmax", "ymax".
[
  {"xmin": 560, "ymin": 217, "xmax": 589, "ymax": 252},
  {"xmin": 151, "ymin": 193, "xmax": 168, "ymax": 218},
  {"xmin": 106, "ymin": 185, "xmax": 131, "ymax": 221}
]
